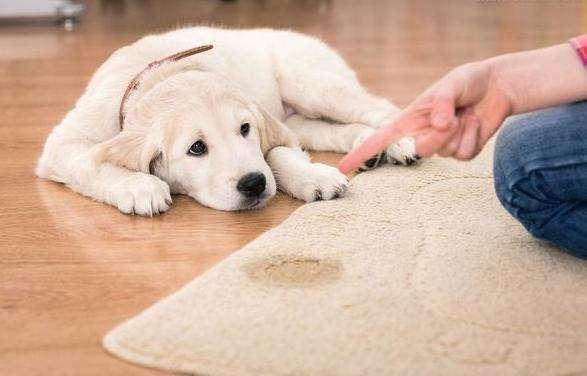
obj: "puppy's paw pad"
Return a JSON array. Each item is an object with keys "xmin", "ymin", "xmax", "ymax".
[
  {"xmin": 353, "ymin": 130, "xmax": 386, "ymax": 173},
  {"xmin": 111, "ymin": 174, "xmax": 172, "ymax": 216},
  {"xmin": 357, "ymin": 152, "xmax": 387, "ymax": 173},
  {"xmin": 386, "ymin": 137, "xmax": 420, "ymax": 166},
  {"xmin": 299, "ymin": 163, "xmax": 349, "ymax": 202},
  {"xmin": 313, "ymin": 190, "xmax": 323, "ymax": 201}
]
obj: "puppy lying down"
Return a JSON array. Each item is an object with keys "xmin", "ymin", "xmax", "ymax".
[{"xmin": 36, "ymin": 27, "xmax": 417, "ymax": 215}]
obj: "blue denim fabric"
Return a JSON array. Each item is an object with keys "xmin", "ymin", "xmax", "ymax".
[{"xmin": 493, "ymin": 101, "xmax": 587, "ymax": 259}]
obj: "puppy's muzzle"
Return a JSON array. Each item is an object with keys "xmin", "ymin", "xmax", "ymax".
[{"xmin": 237, "ymin": 172, "xmax": 266, "ymax": 198}]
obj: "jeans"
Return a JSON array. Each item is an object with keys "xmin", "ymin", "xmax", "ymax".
[{"xmin": 493, "ymin": 101, "xmax": 587, "ymax": 259}]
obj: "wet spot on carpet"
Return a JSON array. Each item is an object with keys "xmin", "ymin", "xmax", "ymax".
[{"xmin": 243, "ymin": 255, "xmax": 342, "ymax": 287}]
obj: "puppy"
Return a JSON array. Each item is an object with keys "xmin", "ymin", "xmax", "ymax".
[{"xmin": 36, "ymin": 27, "xmax": 417, "ymax": 215}]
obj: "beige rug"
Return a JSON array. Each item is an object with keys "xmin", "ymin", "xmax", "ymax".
[{"xmin": 103, "ymin": 144, "xmax": 587, "ymax": 375}]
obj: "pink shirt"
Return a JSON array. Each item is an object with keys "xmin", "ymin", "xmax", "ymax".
[{"xmin": 570, "ymin": 34, "xmax": 587, "ymax": 66}]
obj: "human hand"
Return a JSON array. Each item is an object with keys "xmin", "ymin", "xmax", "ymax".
[
  {"xmin": 409, "ymin": 61, "xmax": 513, "ymax": 160},
  {"xmin": 339, "ymin": 43, "xmax": 587, "ymax": 174},
  {"xmin": 338, "ymin": 61, "xmax": 512, "ymax": 173}
]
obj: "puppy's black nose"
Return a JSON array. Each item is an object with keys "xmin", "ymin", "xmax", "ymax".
[{"xmin": 237, "ymin": 172, "xmax": 266, "ymax": 198}]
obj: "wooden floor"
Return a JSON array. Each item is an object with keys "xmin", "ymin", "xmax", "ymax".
[{"xmin": 0, "ymin": 0, "xmax": 584, "ymax": 374}]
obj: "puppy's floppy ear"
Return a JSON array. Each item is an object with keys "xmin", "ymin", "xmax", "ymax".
[
  {"xmin": 91, "ymin": 130, "xmax": 161, "ymax": 174},
  {"xmin": 256, "ymin": 105, "xmax": 299, "ymax": 155}
]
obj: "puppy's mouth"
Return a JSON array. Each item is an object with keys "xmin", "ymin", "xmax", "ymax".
[{"xmin": 239, "ymin": 195, "xmax": 270, "ymax": 211}]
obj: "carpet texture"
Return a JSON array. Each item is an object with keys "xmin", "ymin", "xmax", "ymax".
[{"xmin": 104, "ymin": 144, "xmax": 587, "ymax": 375}]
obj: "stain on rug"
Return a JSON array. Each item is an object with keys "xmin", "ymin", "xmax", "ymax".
[{"xmin": 243, "ymin": 256, "xmax": 342, "ymax": 287}]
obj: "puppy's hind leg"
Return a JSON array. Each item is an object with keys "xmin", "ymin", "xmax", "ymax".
[
  {"xmin": 284, "ymin": 114, "xmax": 386, "ymax": 171},
  {"xmin": 273, "ymin": 34, "xmax": 418, "ymax": 166},
  {"xmin": 281, "ymin": 73, "xmax": 418, "ymax": 166}
]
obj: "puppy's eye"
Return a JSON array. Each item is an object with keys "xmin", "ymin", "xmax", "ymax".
[
  {"xmin": 187, "ymin": 140, "xmax": 207, "ymax": 156},
  {"xmin": 240, "ymin": 122, "xmax": 250, "ymax": 137}
]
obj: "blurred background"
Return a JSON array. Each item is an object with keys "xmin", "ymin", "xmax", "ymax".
[{"xmin": 1, "ymin": 0, "xmax": 585, "ymax": 110}]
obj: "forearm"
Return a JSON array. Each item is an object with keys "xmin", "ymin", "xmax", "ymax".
[{"xmin": 489, "ymin": 43, "xmax": 587, "ymax": 115}]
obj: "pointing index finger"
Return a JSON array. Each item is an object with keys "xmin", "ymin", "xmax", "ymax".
[{"xmin": 338, "ymin": 113, "xmax": 412, "ymax": 174}]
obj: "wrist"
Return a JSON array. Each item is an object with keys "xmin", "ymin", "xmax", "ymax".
[{"xmin": 485, "ymin": 56, "xmax": 517, "ymax": 116}]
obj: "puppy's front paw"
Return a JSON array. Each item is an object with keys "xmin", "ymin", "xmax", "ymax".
[
  {"xmin": 386, "ymin": 136, "xmax": 420, "ymax": 166},
  {"xmin": 296, "ymin": 163, "xmax": 349, "ymax": 202},
  {"xmin": 110, "ymin": 174, "xmax": 172, "ymax": 216}
]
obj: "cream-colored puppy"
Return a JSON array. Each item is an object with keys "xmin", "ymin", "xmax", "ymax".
[{"xmin": 36, "ymin": 27, "xmax": 416, "ymax": 215}]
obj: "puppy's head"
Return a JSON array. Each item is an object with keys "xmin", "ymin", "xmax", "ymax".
[{"xmin": 93, "ymin": 71, "xmax": 297, "ymax": 211}]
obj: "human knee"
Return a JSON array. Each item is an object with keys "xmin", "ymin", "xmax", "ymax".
[
  {"xmin": 493, "ymin": 115, "xmax": 529, "ymax": 213},
  {"xmin": 493, "ymin": 113, "xmax": 560, "ymax": 236}
]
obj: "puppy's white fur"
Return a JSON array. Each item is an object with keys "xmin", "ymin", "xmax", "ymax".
[{"xmin": 36, "ymin": 27, "xmax": 415, "ymax": 215}]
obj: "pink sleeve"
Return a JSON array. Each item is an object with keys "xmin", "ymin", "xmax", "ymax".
[{"xmin": 569, "ymin": 34, "xmax": 587, "ymax": 66}]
